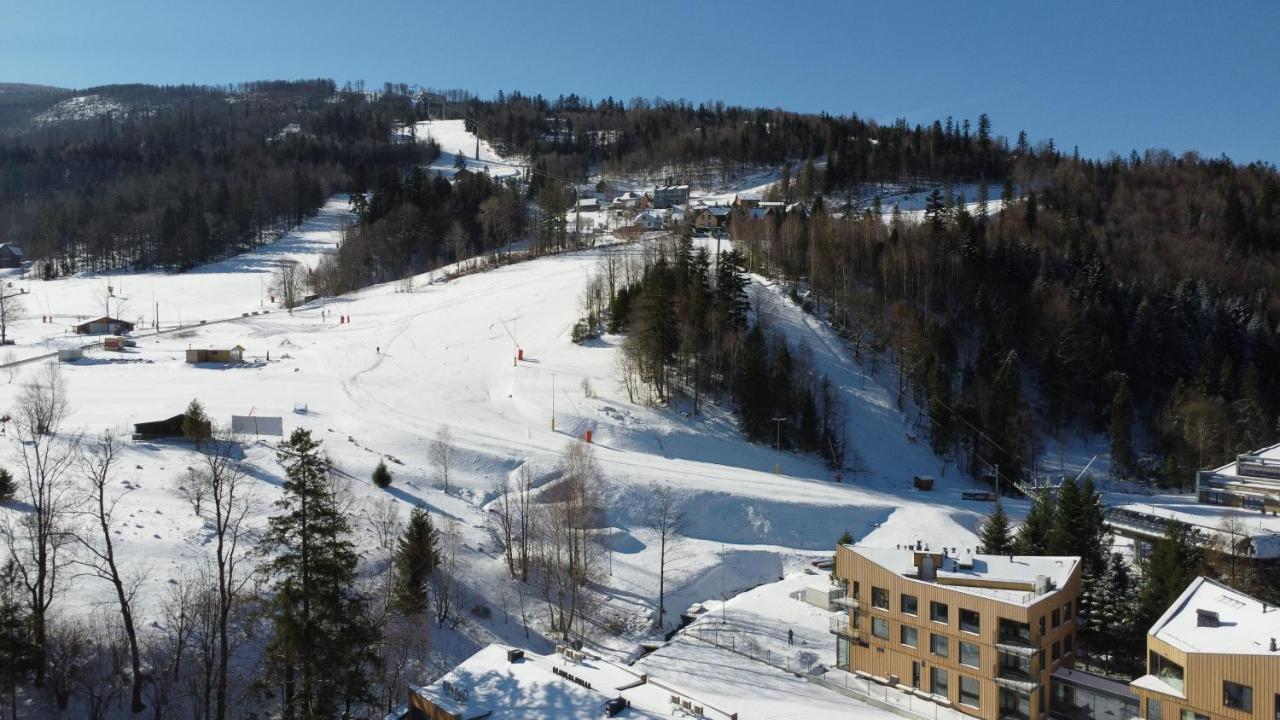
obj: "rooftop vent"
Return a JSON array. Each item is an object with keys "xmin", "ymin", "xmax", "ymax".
[
  {"xmin": 1271, "ymin": 638, "xmax": 1277, "ymax": 652},
  {"xmin": 1196, "ymin": 609, "xmax": 1220, "ymax": 628},
  {"xmin": 1033, "ymin": 575, "xmax": 1051, "ymax": 595},
  {"xmin": 506, "ymin": 648, "xmax": 524, "ymax": 663}
]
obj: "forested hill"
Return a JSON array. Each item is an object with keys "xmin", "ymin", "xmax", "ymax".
[{"xmin": 0, "ymin": 80, "xmax": 434, "ymax": 274}]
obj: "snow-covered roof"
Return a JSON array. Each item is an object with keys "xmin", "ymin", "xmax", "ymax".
[
  {"xmin": 849, "ymin": 544, "xmax": 1079, "ymax": 606},
  {"xmin": 1205, "ymin": 441, "xmax": 1280, "ymax": 480},
  {"xmin": 0, "ymin": 243, "xmax": 24, "ymax": 257},
  {"xmin": 1147, "ymin": 576, "xmax": 1280, "ymax": 656}
]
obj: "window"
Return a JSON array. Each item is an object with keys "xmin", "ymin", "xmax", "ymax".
[
  {"xmin": 853, "ymin": 581, "xmax": 860, "ymax": 600},
  {"xmin": 1180, "ymin": 712, "xmax": 1209, "ymax": 720},
  {"xmin": 998, "ymin": 617, "xmax": 1031, "ymax": 646},
  {"xmin": 1038, "ymin": 616, "xmax": 1045, "ymax": 638},
  {"xmin": 930, "ymin": 633, "xmax": 949, "ymax": 658},
  {"xmin": 959, "ymin": 608, "xmax": 980, "ymax": 634},
  {"xmin": 1224, "ymin": 681, "xmax": 1253, "ymax": 712},
  {"xmin": 931, "ymin": 601, "xmax": 949, "ymax": 624},
  {"xmin": 901, "ymin": 624, "xmax": 919, "ymax": 648},
  {"xmin": 998, "ymin": 650, "xmax": 1032, "ymax": 681},
  {"xmin": 960, "ymin": 641, "xmax": 980, "ymax": 668},
  {"xmin": 1063, "ymin": 634, "xmax": 1073, "ymax": 657},
  {"xmin": 930, "ymin": 667, "xmax": 949, "ymax": 697},
  {"xmin": 1064, "ymin": 600, "xmax": 1073, "ymax": 623},
  {"xmin": 901, "ymin": 593, "xmax": 918, "ymax": 615},
  {"xmin": 871, "ymin": 616, "xmax": 889, "ymax": 640},
  {"xmin": 1052, "ymin": 607, "xmax": 1061, "ymax": 628},
  {"xmin": 1051, "ymin": 641, "xmax": 1060, "ymax": 662},
  {"xmin": 1146, "ymin": 698, "xmax": 1162, "ymax": 720},
  {"xmin": 872, "ymin": 586, "xmax": 889, "ymax": 610},
  {"xmin": 999, "ymin": 687, "xmax": 1031, "ymax": 720},
  {"xmin": 959, "ymin": 676, "xmax": 981, "ymax": 708},
  {"xmin": 1149, "ymin": 651, "xmax": 1184, "ymax": 694},
  {"xmin": 1274, "ymin": 693, "xmax": 1279, "ymax": 720}
]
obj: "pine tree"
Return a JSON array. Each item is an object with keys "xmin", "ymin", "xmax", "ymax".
[
  {"xmin": 736, "ymin": 324, "xmax": 772, "ymax": 441},
  {"xmin": 394, "ymin": 507, "xmax": 440, "ymax": 614},
  {"xmin": 1047, "ymin": 479, "xmax": 1082, "ymax": 556},
  {"xmin": 0, "ymin": 560, "xmax": 39, "ymax": 716},
  {"xmin": 1136, "ymin": 521, "xmax": 1204, "ymax": 635},
  {"xmin": 989, "ymin": 351, "xmax": 1026, "ymax": 481},
  {"xmin": 0, "ymin": 467, "xmax": 14, "ymax": 503},
  {"xmin": 927, "ymin": 360, "xmax": 953, "ymax": 454},
  {"xmin": 1014, "ymin": 491, "xmax": 1054, "ymax": 555},
  {"xmin": 264, "ymin": 429, "xmax": 378, "ymax": 719},
  {"xmin": 978, "ymin": 501, "xmax": 1014, "ymax": 555},
  {"xmin": 1109, "ymin": 376, "xmax": 1135, "ymax": 477},
  {"xmin": 183, "ymin": 398, "xmax": 212, "ymax": 446},
  {"xmin": 372, "ymin": 460, "xmax": 392, "ymax": 488}
]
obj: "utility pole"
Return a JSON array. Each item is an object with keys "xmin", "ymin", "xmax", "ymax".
[
  {"xmin": 772, "ymin": 416, "xmax": 786, "ymax": 475},
  {"xmin": 551, "ymin": 372, "xmax": 556, "ymax": 432}
]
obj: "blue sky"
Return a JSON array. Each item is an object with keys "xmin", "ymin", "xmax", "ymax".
[{"xmin": 4, "ymin": 1, "xmax": 1277, "ymax": 163}]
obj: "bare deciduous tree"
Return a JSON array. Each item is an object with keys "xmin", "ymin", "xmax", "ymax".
[
  {"xmin": 1, "ymin": 362, "xmax": 81, "ymax": 683},
  {"xmin": 73, "ymin": 428, "xmax": 147, "ymax": 712},
  {"xmin": 430, "ymin": 425, "xmax": 455, "ymax": 495},
  {"xmin": 0, "ymin": 286, "xmax": 24, "ymax": 345},
  {"xmin": 193, "ymin": 428, "xmax": 257, "ymax": 720},
  {"xmin": 535, "ymin": 441, "xmax": 604, "ymax": 640},
  {"xmin": 646, "ymin": 485, "xmax": 689, "ymax": 627},
  {"xmin": 44, "ymin": 619, "xmax": 89, "ymax": 711},
  {"xmin": 273, "ymin": 260, "xmax": 307, "ymax": 311},
  {"xmin": 431, "ymin": 518, "xmax": 461, "ymax": 628}
]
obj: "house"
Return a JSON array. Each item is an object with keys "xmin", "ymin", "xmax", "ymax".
[
  {"xmin": 832, "ymin": 543, "xmax": 1082, "ymax": 720},
  {"xmin": 1196, "ymin": 441, "xmax": 1280, "ymax": 513},
  {"xmin": 74, "ymin": 316, "xmax": 135, "ymax": 335},
  {"xmin": 1129, "ymin": 576, "xmax": 1280, "ymax": 720},
  {"xmin": 732, "ymin": 193, "xmax": 762, "ymax": 210},
  {"xmin": 186, "ymin": 345, "xmax": 245, "ymax": 364},
  {"xmin": 0, "ymin": 243, "xmax": 24, "ymax": 268},
  {"xmin": 402, "ymin": 643, "xmax": 726, "ymax": 720},
  {"xmin": 692, "ymin": 206, "xmax": 731, "ymax": 231},
  {"xmin": 633, "ymin": 210, "xmax": 664, "ymax": 230},
  {"xmin": 610, "ymin": 191, "xmax": 651, "ymax": 211},
  {"xmin": 652, "ymin": 185, "xmax": 689, "ymax": 209},
  {"xmin": 575, "ymin": 197, "xmax": 600, "ymax": 213},
  {"xmin": 133, "ymin": 413, "xmax": 208, "ymax": 441}
]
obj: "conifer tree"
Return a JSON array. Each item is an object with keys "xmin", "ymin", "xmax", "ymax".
[
  {"xmin": 0, "ymin": 559, "xmax": 39, "ymax": 717},
  {"xmin": 0, "ymin": 467, "xmax": 14, "ymax": 503},
  {"xmin": 264, "ymin": 429, "xmax": 378, "ymax": 719},
  {"xmin": 1047, "ymin": 479, "xmax": 1083, "ymax": 556},
  {"xmin": 1136, "ymin": 520, "xmax": 1204, "ymax": 635},
  {"xmin": 394, "ymin": 507, "xmax": 440, "ymax": 615},
  {"xmin": 372, "ymin": 460, "xmax": 392, "ymax": 489},
  {"xmin": 1014, "ymin": 491, "xmax": 1055, "ymax": 555},
  {"xmin": 978, "ymin": 501, "xmax": 1014, "ymax": 555},
  {"xmin": 1109, "ymin": 376, "xmax": 1135, "ymax": 477},
  {"xmin": 183, "ymin": 398, "xmax": 212, "ymax": 447},
  {"xmin": 736, "ymin": 324, "xmax": 771, "ymax": 441},
  {"xmin": 927, "ymin": 360, "xmax": 953, "ymax": 454}
]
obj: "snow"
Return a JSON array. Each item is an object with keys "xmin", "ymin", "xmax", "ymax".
[
  {"xmin": 398, "ymin": 119, "xmax": 524, "ymax": 180},
  {"xmin": 850, "ymin": 545, "xmax": 1079, "ymax": 605},
  {"xmin": 1148, "ymin": 575, "xmax": 1280, "ymax": 656}
]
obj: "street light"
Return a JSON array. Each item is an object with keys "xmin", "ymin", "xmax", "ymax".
[{"xmin": 772, "ymin": 416, "xmax": 786, "ymax": 475}]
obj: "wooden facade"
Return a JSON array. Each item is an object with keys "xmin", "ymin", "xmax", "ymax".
[
  {"xmin": 1131, "ymin": 630, "xmax": 1280, "ymax": 720},
  {"xmin": 834, "ymin": 545, "xmax": 1081, "ymax": 720}
]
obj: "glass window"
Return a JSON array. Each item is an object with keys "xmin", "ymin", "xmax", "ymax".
[
  {"xmin": 871, "ymin": 616, "xmax": 889, "ymax": 640},
  {"xmin": 901, "ymin": 593, "xmax": 918, "ymax": 615},
  {"xmin": 1064, "ymin": 601, "xmax": 1073, "ymax": 622},
  {"xmin": 901, "ymin": 624, "xmax": 919, "ymax": 648},
  {"xmin": 959, "ymin": 608, "xmax": 981, "ymax": 634},
  {"xmin": 1224, "ymin": 681, "xmax": 1253, "ymax": 712},
  {"xmin": 931, "ymin": 667, "xmax": 949, "ymax": 697},
  {"xmin": 1180, "ymin": 712, "xmax": 1209, "ymax": 720},
  {"xmin": 998, "ymin": 617, "xmax": 1031, "ymax": 645},
  {"xmin": 872, "ymin": 586, "xmax": 889, "ymax": 610},
  {"xmin": 836, "ymin": 637, "xmax": 850, "ymax": 669},
  {"xmin": 1150, "ymin": 651, "xmax": 1184, "ymax": 694},
  {"xmin": 1000, "ymin": 687, "xmax": 1031, "ymax": 720},
  {"xmin": 960, "ymin": 641, "xmax": 980, "ymax": 668},
  {"xmin": 931, "ymin": 632, "xmax": 949, "ymax": 658},
  {"xmin": 1052, "ymin": 607, "xmax": 1061, "ymax": 628},
  {"xmin": 1063, "ymin": 633, "xmax": 1073, "ymax": 657},
  {"xmin": 959, "ymin": 676, "xmax": 980, "ymax": 708},
  {"xmin": 1039, "ymin": 616, "xmax": 1046, "ymax": 638},
  {"xmin": 1274, "ymin": 693, "xmax": 1279, "ymax": 720},
  {"xmin": 1052, "ymin": 641, "xmax": 1061, "ymax": 662},
  {"xmin": 998, "ymin": 649, "xmax": 1032, "ymax": 681},
  {"xmin": 931, "ymin": 601, "xmax": 949, "ymax": 623},
  {"xmin": 1146, "ymin": 698, "xmax": 1162, "ymax": 720}
]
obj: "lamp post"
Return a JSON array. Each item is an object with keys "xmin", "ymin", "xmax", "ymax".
[{"xmin": 772, "ymin": 416, "xmax": 786, "ymax": 475}]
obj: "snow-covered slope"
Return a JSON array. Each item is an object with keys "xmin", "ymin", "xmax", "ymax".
[{"xmin": 399, "ymin": 119, "xmax": 524, "ymax": 179}]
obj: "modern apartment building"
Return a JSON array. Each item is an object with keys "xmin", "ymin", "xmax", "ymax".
[
  {"xmin": 1196, "ymin": 442, "xmax": 1280, "ymax": 513},
  {"xmin": 832, "ymin": 543, "xmax": 1082, "ymax": 720},
  {"xmin": 1131, "ymin": 576, "xmax": 1280, "ymax": 720}
]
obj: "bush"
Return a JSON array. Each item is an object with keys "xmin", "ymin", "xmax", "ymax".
[
  {"xmin": 372, "ymin": 460, "xmax": 392, "ymax": 488},
  {"xmin": 0, "ymin": 468, "xmax": 13, "ymax": 502}
]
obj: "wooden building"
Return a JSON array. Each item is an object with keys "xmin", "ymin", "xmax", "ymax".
[
  {"xmin": 74, "ymin": 316, "xmax": 135, "ymax": 335},
  {"xmin": 832, "ymin": 543, "xmax": 1081, "ymax": 720},
  {"xmin": 0, "ymin": 243, "xmax": 24, "ymax": 268},
  {"xmin": 1129, "ymin": 576, "xmax": 1280, "ymax": 720},
  {"xmin": 186, "ymin": 345, "xmax": 245, "ymax": 364}
]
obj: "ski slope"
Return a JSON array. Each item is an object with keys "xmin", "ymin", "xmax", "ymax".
[{"xmin": 399, "ymin": 119, "xmax": 525, "ymax": 180}]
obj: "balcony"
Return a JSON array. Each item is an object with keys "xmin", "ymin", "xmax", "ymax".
[
  {"xmin": 833, "ymin": 595, "xmax": 860, "ymax": 609},
  {"xmin": 829, "ymin": 615, "xmax": 860, "ymax": 640}
]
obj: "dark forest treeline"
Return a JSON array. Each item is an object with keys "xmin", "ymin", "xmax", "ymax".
[
  {"xmin": 0, "ymin": 80, "xmax": 432, "ymax": 274},
  {"xmin": 729, "ymin": 148, "xmax": 1280, "ymax": 484}
]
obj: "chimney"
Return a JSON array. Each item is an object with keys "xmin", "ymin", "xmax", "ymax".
[
  {"xmin": 1271, "ymin": 638, "xmax": 1277, "ymax": 652},
  {"xmin": 1196, "ymin": 609, "xmax": 1220, "ymax": 628},
  {"xmin": 919, "ymin": 554, "xmax": 937, "ymax": 582}
]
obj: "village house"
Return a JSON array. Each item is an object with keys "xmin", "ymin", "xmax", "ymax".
[
  {"xmin": 652, "ymin": 184, "xmax": 689, "ymax": 209},
  {"xmin": 74, "ymin": 316, "xmax": 135, "ymax": 335},
  {"xmin": 0, "ymin": 243, "xmax": 24, "ymax": 268},
  {"xmin": 186, "ymin": 345, "xmax": 245, "ymax": 364}
]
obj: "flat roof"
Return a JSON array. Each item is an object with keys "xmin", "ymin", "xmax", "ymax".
[
  {"xmin": 849, "ymin": 544, "xmax": 1079, "ymax": 606},
  {"xmin": 1149, "ymin": 576, "xmax": 1280, "ymax": 656},
  {"xmin": 1204, "ymin": 441, "xmax": 1280, "ymax": 479}
]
